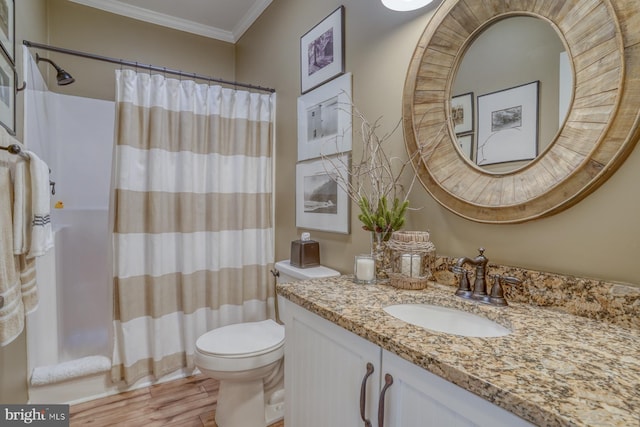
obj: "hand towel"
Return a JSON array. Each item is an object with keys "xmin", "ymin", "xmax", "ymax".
[
  {"xmin": 12, "ymin": 160, "xmax": 31, "ymax": 255},
  {"xmin": 26, "ymin": 150, "xmax": 53, "ymax": 258},
  {"xmin": 0, "ymin": 167, "xmax": 25, "ymax": 346}
]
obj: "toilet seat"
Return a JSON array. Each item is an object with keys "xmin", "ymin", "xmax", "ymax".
[{"xmin": 195, "ymin": 319, "xmax": 285, "ymax": 372}]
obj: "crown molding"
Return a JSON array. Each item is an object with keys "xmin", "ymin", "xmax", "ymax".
[
  {"xmin": 232, "ymin": 0, "xmax": 272, "ymax": 41},
  {"xmin": 69, "ymin": 0, "xmax": 272, "ymax": 43}
]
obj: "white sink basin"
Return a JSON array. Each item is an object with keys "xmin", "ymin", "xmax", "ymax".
[{"xmin": 383, "ymin": 304, "xmax": 511, "ymax": 337}]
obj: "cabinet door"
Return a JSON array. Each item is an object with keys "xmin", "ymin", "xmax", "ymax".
[
  {"xmin": 380, "ymin": 349, "xmax": 534, "ymax": 427},
  {"xmin": 280, "ymin": 297, "xmax": 381, "ymax": 427}
]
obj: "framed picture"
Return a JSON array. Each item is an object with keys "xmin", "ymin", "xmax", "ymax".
[
  {"xmin": 0, "ymin": 48, "xmax": 15, "ymax": 134},
  {"xmin": 456, "ymin": 133, "xmax": 473, "ymax": 160},
  {"xmin": 0, "ymin": 0, "xmax": 13, "ymax": 63},
  {"xmin": 296, "ymin": 155, "xmax": 350, "ymax": 234},
  {"xmin": 476, "ymin": 81, "xmax": 539, "ymax": 166},
  {"xmin": 300, "ymin": 6, "xmax": 345, "ymax": 94},
  {"xmin": 451, "ymin": 92, "xmax": 473, "ymax": 134},
  {"xmin": 297, "ymin": 72, "xmax": 352, "ymax": 161}
]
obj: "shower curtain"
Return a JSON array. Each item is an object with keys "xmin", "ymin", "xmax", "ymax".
[{"xmin": 111, "ymin": 69, "xmax": 276, "ymax": 384}]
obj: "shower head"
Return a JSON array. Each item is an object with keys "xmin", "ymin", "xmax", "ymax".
[{"xmin": 35, "ymin": 53, "xmax": 75, "ymax": 86}]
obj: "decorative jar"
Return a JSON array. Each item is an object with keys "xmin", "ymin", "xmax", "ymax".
[{"xmin": 386, "ymin": 231, "xmax": 436, "ymax": 290}]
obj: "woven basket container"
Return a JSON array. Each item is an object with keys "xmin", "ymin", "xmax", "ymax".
[{"xmin": 386, "ymin": 231, "xmax": 435, "ymax": 290}]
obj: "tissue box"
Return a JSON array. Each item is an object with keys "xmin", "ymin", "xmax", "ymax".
[{"xmin": 290, "ymin": 239, "xmax": 320, "ymax": 268}]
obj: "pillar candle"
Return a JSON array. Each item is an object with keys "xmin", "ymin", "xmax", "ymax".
[
  {"xmin": 400, "ymin": 254, "xmax": 422, "ymax": 277},
  {"xmin": 355, "ymin": 257, "xmax": 375, "ymax": 281}
]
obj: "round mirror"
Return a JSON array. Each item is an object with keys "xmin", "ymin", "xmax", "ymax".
[
  {"xmin": 452, "ymin": 16, "xmax": 572, "ymax": 173},
  {"xmin": 403, "ymin": 0, "xmax": 640, "ymax": 224}
]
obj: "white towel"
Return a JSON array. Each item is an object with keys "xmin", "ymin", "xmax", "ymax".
[
  {"xmin": 12, "ymin": 160, "xmax": 31, "ymax": 255},
  {"xmin": 30, "ymin": 355, "xmax": 111, "ymax": 386},
  {"xmin": 0, "ymin": 167, "xmax": 25, "ymax": 346},
  {"xmin": 26, "ymin": 150, "xmax": 53, "ymax": 258}
]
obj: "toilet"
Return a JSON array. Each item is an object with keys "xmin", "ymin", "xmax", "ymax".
[{"xmin": 194, "ymin": 260, "xmax": 340, "ymax": 427}]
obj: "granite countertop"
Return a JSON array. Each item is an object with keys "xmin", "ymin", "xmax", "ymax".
[{"xmin": 276, "ymin": 276, "xmax": 640, "ymax": 427}]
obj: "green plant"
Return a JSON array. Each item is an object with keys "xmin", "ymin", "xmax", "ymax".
[{"xmin": 357, "ymin": 196, "xmax": 408, "ymax": 240}]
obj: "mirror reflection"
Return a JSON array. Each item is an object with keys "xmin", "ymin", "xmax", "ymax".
[{"xmin": 451, "ymin": 16, "xmax": 572, "ymax": 173}]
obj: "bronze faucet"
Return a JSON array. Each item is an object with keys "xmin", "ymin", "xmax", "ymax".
[
  {"xmin": 452, "ymin": 248, "xmax": 521, "ymax": 306},
  {"xmin": 454, "ymin": 248, "xmax": 490, "ymax": 303}
]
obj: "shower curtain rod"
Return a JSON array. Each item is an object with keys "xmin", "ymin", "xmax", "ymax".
[{"xmin": 23, "ymin": 40, "xmax": 276, "ymax": 93}]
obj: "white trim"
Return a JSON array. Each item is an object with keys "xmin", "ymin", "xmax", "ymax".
[
  {"xmin": 232, "ymin": 0, "xmax": 273, "ymax": 42},
  {"xmin": 69, "ymin": 0, "xmax": 272, "ymax": 43}
]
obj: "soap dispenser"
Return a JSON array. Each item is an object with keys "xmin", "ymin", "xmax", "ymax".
[{"xmin": 290, "ymin": 232, "xmax": 320, "ymax": 268}]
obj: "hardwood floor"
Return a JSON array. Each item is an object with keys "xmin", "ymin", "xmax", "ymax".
[{"xmin": 69, "ymin": 374, "xmax": 285, "ymax": 427}]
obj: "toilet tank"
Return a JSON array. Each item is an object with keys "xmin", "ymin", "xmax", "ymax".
[{"xmin": 274, "ymin": 260, "xmax": 340, "ymax": 283}]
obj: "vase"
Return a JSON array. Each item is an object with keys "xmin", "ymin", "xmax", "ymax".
[{"xmin": 370, "ymin": 231, "xmax": 392, "ymax": 281}]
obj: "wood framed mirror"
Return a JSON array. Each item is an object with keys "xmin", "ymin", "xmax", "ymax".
[{"xmin": 403, "ymin": 0, "xmax": 640, "ymax": 223}]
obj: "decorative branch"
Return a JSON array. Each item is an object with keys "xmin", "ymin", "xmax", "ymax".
[{"xmin": 321, "ymin": 98, "xmax": 440, "ymax": 239}]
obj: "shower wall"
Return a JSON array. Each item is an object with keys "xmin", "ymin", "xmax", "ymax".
[
  {"xmin": 48, "ymin": 94, "xmax": 114, "ymax": 363},
  {"xmin": 25, "ymin": 50, "xmax": 115, "ymax": 371}
]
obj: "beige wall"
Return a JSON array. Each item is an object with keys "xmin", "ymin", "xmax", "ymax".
[
  {"xmin": 237, "ymin": 0, "xmax": 439, "ymax": 275},
  {"xmin": 238, "ymin": 0, "xmax": 640, "ymax": 288},
  {"xmin": 41, "ymin": 0, "xmax": 236, "ymax": 101}
]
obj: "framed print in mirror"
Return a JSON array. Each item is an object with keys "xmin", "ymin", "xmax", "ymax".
[
  {"xmin": 296, "ymin": 155, "xmax": 350, "ymax": 234},
  {"xmin": 300, "ymin": 6, "xmax": 345, "ymax": 94},
  {"xmin": 476, "ymin": 81, "xmax": 539, "ymax": 166},
  {"xmin": 0, "ymin": 49, "xmax": 15, "ymax": 134},
  {"xmin": 451, "ymin": 92, "xmax": 473, "ymax": 134},
  {"xmin": 297, "ymin": 72, "xmax": 352, "ymax": 161},
  {"xmin": 456, "ymin": 133, "xmax": 473, "ymax": 160},
  {"xmin": 0, "ymin": 0, "xmax": 13, "ymax": 63}
]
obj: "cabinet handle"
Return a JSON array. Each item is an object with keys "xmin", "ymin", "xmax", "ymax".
[
  {"xmin": 377, "ymin": 373, "xmax": 394, "ymax": 427},
  {"xmin": 359, "ymin": 362, "xmax": 375, "ymax": 427}
]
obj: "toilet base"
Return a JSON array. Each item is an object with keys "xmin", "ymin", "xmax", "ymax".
[
  {"xmin": 265, "ymin": 388, "xmax": 285, "ymax": 425},
  {"xmin": 215, "ymin": 380, "xmax": 284, "ymax": 427}
]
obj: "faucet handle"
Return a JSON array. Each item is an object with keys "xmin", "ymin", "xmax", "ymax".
[
  {"xmin": 489, "ymin": 274, "xmax": 508, "ymax": 306},
  {"xmin": 489, "ymin": 275, "xmax": 521, "ymax": 306},
  {"xmin": 501, "ymin": 276, "xmax": 521, "ymax": 286},
  {"xmin": 451, "ymin": 265, "xmax": 472, "ymax": 299}
]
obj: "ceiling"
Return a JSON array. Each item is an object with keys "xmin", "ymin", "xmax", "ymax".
[{"xmin": 69, "ymin": 0, "xmax": 274, "ymax": 43}]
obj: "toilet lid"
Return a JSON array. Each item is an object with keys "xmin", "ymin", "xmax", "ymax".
[{"xmin": 196, "ymin": 319, "xmax": 285, "ymax": 357}]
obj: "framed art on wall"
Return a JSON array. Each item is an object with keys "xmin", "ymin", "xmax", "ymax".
[
  {"xmin": 296, "ymin": 155, "xmax": 350, "ymax": 234},
  {"xmin": 0, "ymin": 48, "xmax": 15, "ymax": 134},
  {"xmin": 300, "ymin": 6, "xmax": 345, "ymax": 94},
  {"xmin": 476, "ymin": 81, "xmax": 539, "ymax": 166},
  {"xmin": 297, "ymin": 72, "xmax": 352, "ymax": 161},
  {"xmin": 0, "ymin": 0, "xmax": 14, "ymax": 63},
  {"xmin": 451, "ymin": 92, "xmax": 473, "ymax": 134}
]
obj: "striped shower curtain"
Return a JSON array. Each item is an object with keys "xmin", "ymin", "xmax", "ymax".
[{"xmin": 110, "ymin": 69, "xmax": 276, "ymax": 385}]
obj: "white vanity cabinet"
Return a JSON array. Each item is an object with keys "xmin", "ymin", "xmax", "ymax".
[
  {"xmin": 380, "ymin": 349, "xmax": 533, "ymax": 426},
  {"xmin": 279, "ymin": 296, "xmax": 381, "ymax": 427},
  {"xmin": 279, "ymin": 296, "xmax": 534, "ymax": 427}
]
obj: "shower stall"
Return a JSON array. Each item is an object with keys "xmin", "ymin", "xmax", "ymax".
[{"xmin": 23, "ymin": 47, "xmax": 116, "ymax": 403}]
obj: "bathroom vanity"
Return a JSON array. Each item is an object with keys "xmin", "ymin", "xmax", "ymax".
[{"xmin": 276, "ymin": 277, "xmax": 640, "ymax": 427}]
